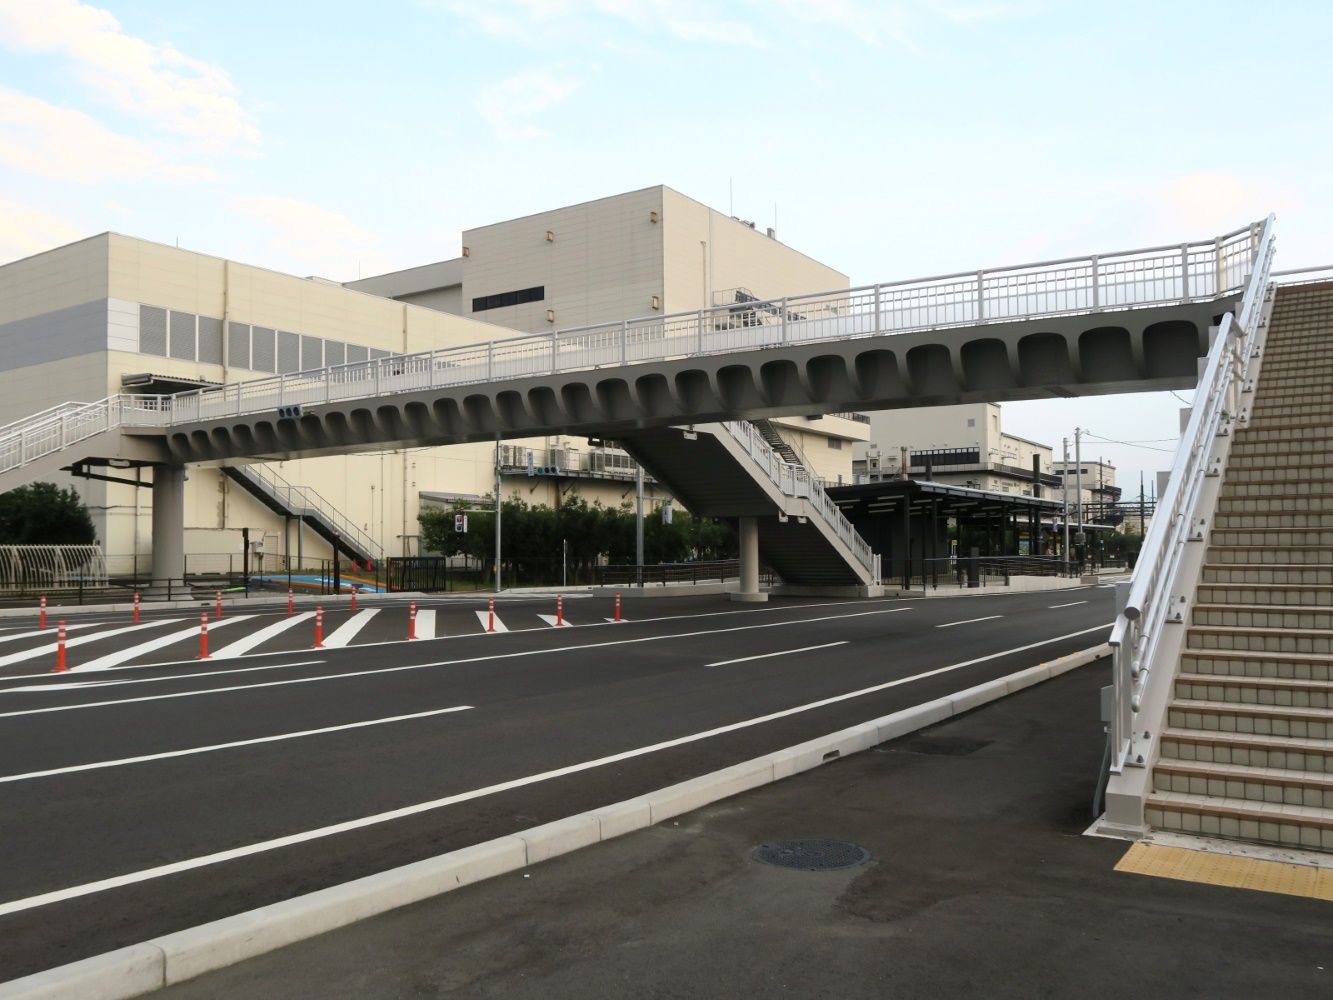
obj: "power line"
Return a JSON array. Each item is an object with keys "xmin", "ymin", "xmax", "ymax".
[{"xmin": 1081, "ymin": 431, "xmax": 1176, "ymax": 453}]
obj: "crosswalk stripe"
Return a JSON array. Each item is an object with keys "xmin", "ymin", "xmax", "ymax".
[
  {"xmin": 323, "ymin": 610, "xmax": 379, "ymax": 648},
  {"xmin": 603, "ymin": 617, "xmax": 628, "ymax": 623},
  {"xmin": 473, "ymin": 610, "xmax": 508, "ymax": 633},
  {"xmin": 537, "ymin": 614, "xmax": 573, "ymax": 628},
  {"xmin": 414, "ymin": 609, "xmax": 436, "ymax": 640},
  {"xmin": 73, "ymin": 616, "xmax": 256, "ymax": 671},
  {"xmin": 0, "ymin": 622, "xmax": 107, "ymax": 647},
  {"xmin": 210, "ymin": 613, "xmax": 314, "ymax": 659},
  {"xmin": 0, "ymin": 619, "xmax": 189, "ymax": 668}
]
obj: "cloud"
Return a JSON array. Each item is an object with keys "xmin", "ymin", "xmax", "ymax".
[
  {"xmin": 0, "ymin": 0, "xmax": 258, "ymax": 152},
  {"xmin": 477, "ymin": 66, "xmax": 582, "ymax": 140},
  {"xmin": 438, "ymin": 0, "xmax": 769, "ymax": 48},
  {"xmin": 0, "ymin": 87, "xmax": 215, "ymax": 183},
  {"xmin": 0, "ymin": 198, "xmax": 84, "ymax": 264},
  {"xmin": 1156, "ymin": 172, "xmax": 1286, "ymax": 234},
  {"xmin": 231, "ymin": 195, "xmax": 387, "ymax": 279}
]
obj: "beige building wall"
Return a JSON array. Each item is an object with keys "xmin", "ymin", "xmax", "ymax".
[{"xmin": 660, "ymin": 188, "xmax": 848, "ymax": 312}]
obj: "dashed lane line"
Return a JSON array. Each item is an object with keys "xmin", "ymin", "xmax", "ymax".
[
  {"xmin": 1049, "ymin": 601, "xmax": 1089, "ymax": 609},
  {"xmin": 707, "ymin": 641, "xmax": 847, "ymax": 668},
  {"xmin": 936, "ymin": 615, "xmax": 1003, "ymax": 629},
  {"xmin": 0, "ymin": 621, "xmax": 1111, "ymax": 918},
  {"xmin": 0, "ymin": 661, "xmax": 326, "ymax": 694},
  {"xmin": 0, "ymin": 705, "xmax": 474, "ymax": 785}
]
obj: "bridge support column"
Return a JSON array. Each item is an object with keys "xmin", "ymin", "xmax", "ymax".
[
  {"xmin": 730, "ymin": 516, "xmax": 768, "ymax": 603},
  {"xmin": 151, "ymin": 464, "xmax": 186, "ymax": 583}
]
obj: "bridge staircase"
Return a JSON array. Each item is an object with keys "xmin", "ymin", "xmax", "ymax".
[
  {"xmin": 223, "ymin": 464, "xmax": 382, "ymax": 566},
  {"xmin": 619, "ymin": 422, "xmax": 879, "ymax": 589},
  {"xmin": 1142, "ymin": 281, "xmax": 1333, "ymax": 851}
]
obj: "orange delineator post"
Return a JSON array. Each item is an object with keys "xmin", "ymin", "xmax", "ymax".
[
  {"xmin": 198, "ymin": 612, "xmax": 210, "ymax": 660},
  {"xmin": 408, "ymin": 601, "xmax": 417, "ymax": 640},
  {"xmin": 53, "ymin": 621, "xmax": 67, "ymax": 673},
  {"xmin": 487, "ymin": 595, "xmax": 495, "ymax": 633},
  {"xmin": 350, "ymin": 589, "xmax": 358, "ymax": 612},
  {"xmin": 215, "ymin": 591, "xmax": 223, "ymax": 620},
  {"xmin": 133, "ymin": 591, "xmax": 141, "ymax": 625},
  {"xmin": 614, "ymin": 592, "xmax": 621, "ymax": 622},
  {"xmin": 39, "ymin": 595, "xmax": 47, "ymax": 630},
  {"xmin": 287, "ymin": 588, "xmax": 295, "ymax": 616},
  {"xmin": 313, "ymin": 607, "xmax": 324, "ymax": 648},
  {"xmin": 556, "ymin": 594, "xmax": 563, "ymax": 627}
]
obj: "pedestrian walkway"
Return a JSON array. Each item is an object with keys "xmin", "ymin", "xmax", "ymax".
[{"xmin": 156, "ymin": 662, "xmax": 1329, "ymax": 1000}]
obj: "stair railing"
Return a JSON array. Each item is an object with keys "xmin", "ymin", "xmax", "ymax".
[
  {"xmin": 1106, "ymin": 214, "xmax": 1276, "ymax": 773},
  {"xmin": 232, "ymin": 464, "xmax": 383, "ymax": 562},
  {"xmin": 719, "ymin": 421, "xmax": 876, "ymax": 577}
]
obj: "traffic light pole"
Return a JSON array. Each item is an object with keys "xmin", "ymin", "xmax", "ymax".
[{"xmin": 494, "ymin": 434, "xmax": 503, "ymax": 593}]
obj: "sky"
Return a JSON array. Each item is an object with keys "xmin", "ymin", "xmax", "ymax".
[{"xmin": 1, "ymin": 0, "xmax": 1330, "ymax": 498}]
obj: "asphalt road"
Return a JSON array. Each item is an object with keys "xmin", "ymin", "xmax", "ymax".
[{"xmin": 0, "ymin": 585, "xmax": 1117, "ymax": 981}]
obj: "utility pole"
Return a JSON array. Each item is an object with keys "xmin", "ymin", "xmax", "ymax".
[
  {"xmin": 1074, "ymin": 428, "xmax": 1084, "ymax": 571},
  {"xmin": 1139, "ymin": 471, "xmax": 1146, "ymax": 537},
  {"xmin": 494, "ymin": 433, "xmax": 502, "ymax": 593},
  {"xmin": 1062, "ymin": 437, "xmax": 1070, "ymax": 571},
  {"xmin": 635, "ymin": 463, "xmax": 645, "ymax": 586}
]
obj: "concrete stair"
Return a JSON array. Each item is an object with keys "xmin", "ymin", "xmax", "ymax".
[{"xmin": 1146, "ymin": 280, "xmax": 1333, "ymax": 852}]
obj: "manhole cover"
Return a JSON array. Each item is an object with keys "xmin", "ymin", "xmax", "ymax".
[{"xmin": 751, "ymin": 839, "xmax": 870, "ymax": 871}]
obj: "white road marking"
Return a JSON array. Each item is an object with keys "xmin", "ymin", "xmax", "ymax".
[
  {"xmin": 0, "ymin": 622, "xmax": 1111, "ymax": 917},
  {"xmin": 0, "ymin": 606, "xmax": 914, "ymax": 718},
  {"xmin": 604, "ymin": 617, "xmax": 628, "ymax": 623},
  {"xmin": 414, "ymin": 609, "xmax": 436, "ymax": 640},
  {"xmin": 0, "ymin": 622, "xmax": 107, "ymax": 646},
  {"xmin": 936, "ymin": 615, "xmax": 1003, "ymax": 628},
  {"xmin": 474, "ymin": 610, "xmax": 508, "ymax": 633},
  {"xmin": 73, "ymin": 616, "xmax": 256, "ymax": 672},
  {"xmin": 0, "ymin": 661, "xmax": 326, "ymax": 694},
  {"xmin": 707, "ymin": 640, "xmax": 847, "ymax": 668},
  {"xmin": 1048, "ymin": 601, "xmax": 1088, "ymax": 609},
  {"xmin": 0, "ymin": 619, "xmax": 188, "ymax": 668},
  {"xmin": 210, "ymin": 613, "xmax": 315, "ymax": 659},
  {"xmin": 537, "ymin": 614, "xmax": 573, "ymax": 628},
  {"xmin": 323, "ymin": 610, "xmax": 380, "ymax": 648},
  {"xmin": 0, "ymin": 706, "xmax": 473, "ymax": 785}
]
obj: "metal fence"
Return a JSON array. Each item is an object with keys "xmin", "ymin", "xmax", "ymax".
[{"xmin": 0, "ymin": 545, "xmax": 107, "ymax": 594}]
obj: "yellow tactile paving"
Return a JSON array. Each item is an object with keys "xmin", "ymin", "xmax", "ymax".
[{"xmin": 1115, "ymin": 843, "xmax": 1333, "ymax": 902}]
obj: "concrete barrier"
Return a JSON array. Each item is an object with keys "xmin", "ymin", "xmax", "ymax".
[{"xmin": 0, "ymin": 643, "xmax": 1110, "ymax": 999}]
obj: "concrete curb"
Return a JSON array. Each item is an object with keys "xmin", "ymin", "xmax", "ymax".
[{"xmin": 0, "ymin": 642, "xmax": 1109, "ymax": 999}]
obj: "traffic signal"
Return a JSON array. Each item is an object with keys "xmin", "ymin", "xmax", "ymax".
[{"xmin": 454, "ymin": 513, "xmax": 468, "ymax": 533}]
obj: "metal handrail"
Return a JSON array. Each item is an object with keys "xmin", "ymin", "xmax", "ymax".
[
  {"xmin": 1106, "ymin": 213, "xmax": 1276, "ymax": 772},
  {"xmin": 232, "ymin": 464, "xmax": 383, "ymax": 560},
  {"xmin": 0, "ymin": 221, "xmax": 1264, "ymax": 484},
  {"xmin": 719, "ymin": 420, "xmax": 876, "ymax": 576}
]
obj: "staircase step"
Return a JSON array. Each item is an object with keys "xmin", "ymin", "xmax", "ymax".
[
  {"xmin": 1181, "ymin": 648, "xmax": 1333, "ymax": 681},
  {"xmin": 1213, "ymin": 513, "xmax": 1333, "ymax": 530},
  {"xmin": 1144, "ymin": 791, "xmax": 1333, "ymax": 850},
  {"xmin": 1236, "ymin": 425, "xmax": 1333, "ymax": 444},
  {"xmin": 1195, "ymin": 583, "xmax": 1333, "ymax": 607},
  {"xmin": 1174, "ymin": 672, "xmax": 1333, "ymax": 708},
  {"xmin": 1205, "ymin": 545, "xmax": 1333, "ymax": 565},
  {"xmin": 1161, "ymin": 728, "xmax": 1333, "ymax": 774},
  {"xmin": 1166, "ymin": 698, "xmax": 1329, "ymax": 739},
  {"xmin": 1216, "ymin": 495, "xmax": 1333, "ymax": 515},
  {"xmin": 1201, "ymin": 564, "xmax": 1333, "ymax": 586},
  {"xmin": 1219, "ymin": 482, "xmax": 1333, "ymax": 500},
  {"xmin": 1153, "ymin": 759, "xmax": 1333, "ymax": 809},
  {"xmin": 1192, "ymin": 604, "xmax": 1333, "ymax": 630},
  {"xmin": 1187, "ymin": 622, "xmax": 1333, "ymax": 653},
  {"xmin": 1223, "ymin": 468, "xmax": 1333, "ymax": 484}
]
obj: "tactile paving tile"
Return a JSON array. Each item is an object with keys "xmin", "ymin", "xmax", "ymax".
[{"xmin": 1115, "ymin": 843, "xmax": 1333, "ymax": 902}]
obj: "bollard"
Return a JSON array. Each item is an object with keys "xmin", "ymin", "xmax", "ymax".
[
  {"xmin": 215, "ymin": 590, "xmax": 223, "ymax": 620},
  {"xmin": 556, "ymin": 594, "xmax": 563, "ymax": 627},
  {"xmin": 198, "ymin": 612, "xmax": 210, "ymax": 660},
  {"xmin": 487, "ymin": 595, "xmax": 495, "ymax": 633},
  {"xmin": 133, "ymin": 590, "xmax": 141, "ymax": 625},
  {"xmin": 39, "ymin": 595, "xmax": 47, "ymax": 630},
  {"xmin": 313, "ymin": 607, "xmax": 324, "ymax": 648},
  {"xmin": 287, "ymin": 588, "xmax": 295, "ymax": 617},
  {"xmin": 614, "ymin": 591, "xmax": 621, "ymax": 623},
  {"xmin": 408, "ymin": 601, "xmax": 417, "ymax": 640},
  {"xmin": 350, "ymin": 589, "xmax": 358, "ymax": 613},
  {"xmin": 53, "ymin": 620, "xmax": 67, "ymax": 673}
]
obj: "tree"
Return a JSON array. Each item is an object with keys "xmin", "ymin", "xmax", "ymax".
[{"xmin": 0, "ymin": 482, "xmax": 96, "ymax": 545}]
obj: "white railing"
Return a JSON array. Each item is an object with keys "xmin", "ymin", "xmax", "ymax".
[
  {"xmin": 0, "ymin": 544, "xmax": 108, "ymax": 592},
  {"xmin": 1105, "ymin": 214, "xmax": 1276, "ymax": 773},
  {"xmin": 0, "ymin": 221, "xmax": 1265, "ymax": 484},
  {"xmin": 720, "ymin": 420, "xmax": 877, "ymax": 579},
  {"xmin": 231, "ymin": 464, "xmax": 383, "ymax": 561},
  {"xmin": 1271, "ymin": 264, "xmax": 1333, "ymax": 286}
]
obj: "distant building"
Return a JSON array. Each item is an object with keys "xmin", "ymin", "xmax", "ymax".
[{"xmin": 1052, "ymin": 458, "xmax": 1121, "ymax": 521}]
